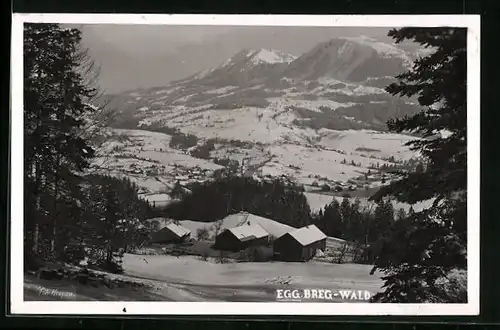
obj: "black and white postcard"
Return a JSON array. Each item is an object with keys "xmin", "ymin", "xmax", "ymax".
[{"xmin": 10, "ymin": 14, "xmax": 480, "ymax": 316}]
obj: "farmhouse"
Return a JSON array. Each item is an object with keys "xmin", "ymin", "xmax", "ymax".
[
  {"xmin": 150, "ymin": 222, "xmax": 192, "ymax": 244},
  {"xmin": 214, "ymin": 224, "xmax": 269, "ymax": 252},
  {"xmin": 273, "ymin": 224, "xmax": 327, "ymax": 262}
]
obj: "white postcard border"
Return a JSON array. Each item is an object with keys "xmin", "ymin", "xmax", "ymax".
[{"xmin": 10, "ymin": 13, "xmax": 481, "ymax": 316}]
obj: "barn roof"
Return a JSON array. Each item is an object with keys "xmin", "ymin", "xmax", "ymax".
[
  {"xmin": 221, "ymin": 211, "xmax": 293, "ymax": 238},
  {"xmin": 164, "ymin": 222, "xmax": 191, "ymax": 238},
  {"xmin": 226, "ymin": 224, "xmax": 269, "ymax": 242},
  {"xmin": 288, "ymin": 225, "xmax": 327, "ymax": 246}
]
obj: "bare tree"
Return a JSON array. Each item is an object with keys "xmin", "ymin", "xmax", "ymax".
[
  {"xmin": 335, "ymin": 243, "xmax": 350, "ymax": 264},
  {"xmin": 217, "ymin": 250, "xmax": 226, "ymax": 264},
  {"xmin": 196, "ymin": 227, "xmax": 210, "ymax": 241},
  {"xmin": 212, "ymin": 219, "xmax": 224, "ymax": 236}
]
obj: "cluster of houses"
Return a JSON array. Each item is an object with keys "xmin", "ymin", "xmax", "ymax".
[
  {"xmin": 169, "ymin": 164, "xmax": 213, "ymax": 186},
  {"xmin": 148, "ymin": 211, "xmax": 328, "ymax": 262}
]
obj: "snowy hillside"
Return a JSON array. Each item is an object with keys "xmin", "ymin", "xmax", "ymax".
[
  {"xmin": 89, "ymin": 126, "xmax": 419, "ymax": 205},
  {"xmin": 89, "ymin": 128, "xmax": 223, "ymax": 203}
]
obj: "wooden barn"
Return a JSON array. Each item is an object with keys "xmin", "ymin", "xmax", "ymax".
[
  {"xmin": 214, "ymin": 224, "xmax": 269, "ymax": 252},
  {"xmin": 273, "ymin": 224, "xmax": 327, "ymax": 262},
  {"xmin": 150, "ymin": 222, "xmax": 191, "ymax": 244}
]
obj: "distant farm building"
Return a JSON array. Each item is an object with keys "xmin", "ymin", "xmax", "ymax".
[
  {"xmin": 150, "ymin": 222, "xmax": 191, "ymax": 244},
  {"xmin": 273, "ymin": 224, "xmax": 327, "ymax": 262},
  {"xmin": 214, "ymin": 223, "xmax": 269, "ymax": 252}
]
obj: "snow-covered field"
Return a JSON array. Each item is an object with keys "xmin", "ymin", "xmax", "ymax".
[
  {"xmin": 305, "ymin": 193, "xmax": 338, "ymax": 212},
  {"xmin": 318, "ymin": 129, "xmax": 418, "ymax": 161},
  {"xmin": 142, "ymin": 193, "xmax": 172, "ymax": 206},
  {"xmin": 259, "ymin": 131, "xmax": 415, "ymax": 184},
  {"xmin": 123, "ymin": 254, "xmax": 383, "ymax": 293},
  {"xmin": 262, "ymin": 143, "xmax": 387, "ymax": 183}
]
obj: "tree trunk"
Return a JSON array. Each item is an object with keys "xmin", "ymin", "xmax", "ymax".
[
  {"xmin": 51, "ymin": 180, "xmax": 58, "ymax": 254},
  {"xmin": 33, "ymin": 224, "xmax": 39, "ymax": 254},
  {"xmin": 365, "ymin": 207, "xmax": 373, "ymax": 246},
  {"xmin": 50, "ymin": 155, "xmax": 62, "ymax": 255},
  {"xmin": 106, "ymin": 224, "xmax": 116, "ymax": 263},
  {"xmin": 31, "ymin": 86, "xmax": 44, "ymax": 255},
  {"xmin": 106, "ymin": 244, "xmax": 113, "ymax": 263},
  {"xmin": 33, "ymin": 160, "xmax": 41, "ymax": 254}
]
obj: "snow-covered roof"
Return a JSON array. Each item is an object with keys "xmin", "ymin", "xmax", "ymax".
[
  {"xmin": 221, "ymin": 211, "xmax": 294, "ymax": 238},
  {"xmin": 226, "ymin": 224, "xmax": 269, "ymax": 242},
  {"xmin": 326, "ymin": 235, "xmax": 346, "ymax": 243},
  {"xmin": 288, "ymin": 224, "xmax": 327, "ymax": 246},
  {"xmin": 164, "ymin": 222, "xmax": 191, "ymax": 238}
]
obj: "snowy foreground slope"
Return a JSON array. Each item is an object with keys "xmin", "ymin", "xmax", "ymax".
[
  {"xmin": 25, "ymin": 256, "xmax": 384, "ymax": 302},
  {"xmin": 122, "ymin": 254, "xmax": 384, "ymax": 301}
]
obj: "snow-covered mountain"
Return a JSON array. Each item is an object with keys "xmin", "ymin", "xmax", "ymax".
[
  {"xmin": 249, "ymin": 48, "xmax": 297, "ymax": 64},
  {"xmin": 284, "ymin": 36, "xmax": 410, "ymax": 83},
  {"xmin": 177, "ymin": 48, "xmax": 297, "ymax": 87},
  {"xmin": 94, "ymin": 37, "xmax": 427, "ymax": 202}
]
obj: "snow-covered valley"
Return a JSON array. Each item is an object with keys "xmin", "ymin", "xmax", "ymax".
[{"xmin": 91, "ymin": 36, "xmax": 429, "ymax": 213}]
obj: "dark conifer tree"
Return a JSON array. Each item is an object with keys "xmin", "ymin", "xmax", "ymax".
[
  {"xmin": 24, "ymin": 23, "xmax": 98, "ymax": 259},
  {"xmin": 322, "ymin": 199, "xmax": 343, "ymax": 238},
  {"xmin": 347, "ymin": 198, "xmax": 364, "ymax": 242},
  {"xmin": 372, "ymin": 199, "xmax": 394, "ymax": 242},
  {"xmin": 370, "ymin": 27, "xmax": 467, "ymax": 303},
  {"xmin": 165, "ymin": 176, "xmax": 312, "ymax": 228}
]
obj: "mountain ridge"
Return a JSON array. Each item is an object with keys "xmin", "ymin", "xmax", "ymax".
[
  {"xmin": 101, "ymin": 36, "xmax": 424, "ymax": 136},
  {"xmin": 171, "ymin": 37, "xmax": 413, "ymax": 88}
]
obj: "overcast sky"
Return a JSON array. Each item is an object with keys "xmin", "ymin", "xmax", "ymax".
[{"xmin": 78, "ymin": 25, "xmax": 396, "ymax": 93}]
